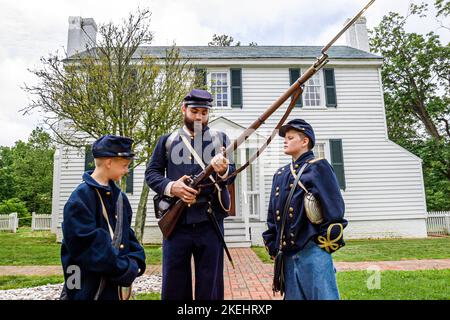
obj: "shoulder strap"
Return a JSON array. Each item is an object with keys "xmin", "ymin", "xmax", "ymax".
[
  {"xmin": 94, "ymin": 189, "xmax": 124, "ymax": 246},
  {"xmin": 165, "ymin": 131, "xmax": 179, "ymax": 159},
  {"xmin": 95, "ymin": 189, "xmax": 114, "ymax": 239},
  {"xmin": 207, "ymin": 129, "xmax": 222, "ymax": 152},
  {"xmin": 113, "ymin": 193, "xmax": 124, "ymax": 248},
  {"xmin": 289, "ymin": 157, "xmax": 325, "ymax": 193},
  {"xmin": 93, "ymin": 189, "xmax": 125, "ymax": 300},
  {"xmin": 278, "ymin": 162, "xmax": 308, "ymax": 250},
  {"xmin": 308, "ymin": 157, "xmax": 324, "ymax": 164}
]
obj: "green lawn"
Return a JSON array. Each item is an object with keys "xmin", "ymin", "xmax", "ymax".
[
  {"xmin": 1, "ymin": 270, "xmax": 449, "ymax": 300},
  {"xmin": 0, "ymin": 228, "xmax": 162, "ymax": 266},
  {"xmin": 337, "ymin": 269, "xmax": 450, "ymax": 300},
  {"xmin": 2, "ymin": 229, "xmax": 450, "ymax": 267},
  {"xmin": 135, "ymin": 292, "xmax": 161, "ymax": 300},
  {"xmin": 253, "ymin": 237, "xmax": 450, "ymax": 264},
  {"xmin": 0, "ymin": 275, "xmax": 64, "ymax": 290}
]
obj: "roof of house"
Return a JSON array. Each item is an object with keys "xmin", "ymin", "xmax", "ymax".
[{"xmin": 70, "ymin": 45, "xmax": 382, "ymax": 60}]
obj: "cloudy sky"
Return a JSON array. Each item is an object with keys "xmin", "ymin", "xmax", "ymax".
[{"xmin": 0, "ymin": 0, "xmax": 448, "ymax": 146}]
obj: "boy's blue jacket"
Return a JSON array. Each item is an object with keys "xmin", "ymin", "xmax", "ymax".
[
  {"xmin": 61, "ymin": 171, "xmax": 146, "ymax": 300},
  {"xmin": 262, "ymin": 151, "xmax": 347, "ymax": 257}
]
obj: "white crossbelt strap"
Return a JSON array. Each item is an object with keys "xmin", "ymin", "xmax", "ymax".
[
  {"xmin": 289, "ymin": 163, "xmax": 309, "ymax": 193},
  {"xmin": 95, "ymin": 189, "xmax": 114, "ymax": 239},
  {"xmin": 180, "ymin": 134, "xmax": 222, "ymax": 192}
]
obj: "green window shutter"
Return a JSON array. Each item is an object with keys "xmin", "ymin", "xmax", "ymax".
[
  {"xmin": 230, "ymin": 68, "xmax": 242, "ymax": 108},
  {"xmin": 324, "ymin": 68, "xmax": 337, "ymax": 107},
  {"xmin": 330, "ymin": 139, "xmax": 346, "ymax": 190},
  {"xmin": 289, "ymin": 68, "xmax": 302, "ymax": 107},
  {"xmin": 126, "ymin": 168, "xmax": 134, "ymax": 194},
  {"xmin": 84, "ymin": 145, "xmax": 95, "ymax": 171},
  {"xmin": 194, "ymin": 68, "xmax": 207, "ymax": 88}
]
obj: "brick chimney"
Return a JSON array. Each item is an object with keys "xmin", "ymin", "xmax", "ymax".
[
  {"xmin": 67, "ymin": 17, "xmax": 97, "ymax": 57},
  {"xmin": 345, "ymin": 16, "xmax": 370, "ymax": 52}
]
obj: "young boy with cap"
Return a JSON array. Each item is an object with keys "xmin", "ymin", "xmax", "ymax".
[
  {"xmin": 262, "ymin": 119, "xmax": 347, "ymax": 300},
  {"xmin": 61, "ymin": 135, "xmax": 146, "ymax": 300}
]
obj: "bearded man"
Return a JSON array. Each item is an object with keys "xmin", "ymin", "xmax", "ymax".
[{"xmin": 145, "ymin": 89, "xmax": 236, "ymax": 300}]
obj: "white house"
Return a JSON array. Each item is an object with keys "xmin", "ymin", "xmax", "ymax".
[{"xmin": 51, "ymin": 16, "xmax": 429, "ymax": 246}]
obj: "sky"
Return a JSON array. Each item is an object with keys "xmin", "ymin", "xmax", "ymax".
[{"xmin": 0, "ymin": 0, "xmax": 448, "ymax": 146}]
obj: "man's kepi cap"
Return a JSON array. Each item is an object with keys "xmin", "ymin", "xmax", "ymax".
[
  {"xmin": 92, "ymin": 134, "xmax": 135, "ymax": 158},
  {"xmin": 183, "ymin": 89, "xmax": 213, "ymax": 108}
]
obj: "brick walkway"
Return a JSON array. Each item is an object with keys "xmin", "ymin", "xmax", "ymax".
[
  {"xmin": 224, "ymin": 248, "xmax": 281, "ymax": 300},
  {"xmin": 1, "ymin": 248, "xmax": 450, "ymax": 300}
]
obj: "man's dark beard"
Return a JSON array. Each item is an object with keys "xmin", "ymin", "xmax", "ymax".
[{"xmin": 184, "ymin": 116, "xmax": 208, "ymax": 133}]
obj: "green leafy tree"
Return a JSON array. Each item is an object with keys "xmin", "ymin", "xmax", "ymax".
[
  {"xmin": 11, "ymin": 128, "xmax": 55, "ymax": 215},
  {"xmin": 369, "ymin": 1, "xmax": 450, "ymax": 210},
  {"xmin": 0, "ymin": 198, "xmax": 31, "ymax": 227},
  {"xmin": 0, "ymin": 147, "xmax": 15, "ymax": 201},
  {"xmin": 24, "ymin": 9, "xmax": 195, "ymax": 242},
  {"xmin": 208, "ymin": 34, "xmax": 257, "ymax": 46}
]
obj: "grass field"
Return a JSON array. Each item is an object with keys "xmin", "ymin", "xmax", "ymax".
[
  {"xmin": 2, "ymin": 269, "xmax": 448, "ymax": 300},
  {"xmin": 0, "ymin": 275, "xmax": 64, "ymax": 290},
  {"xmin": 0, "ymin": 228, "xmax": 162, "ymax": 265},
  {"xmin": 1, "ymin": 229, "xmax": 449, "ymax": 266},
  {"xmin": 337, "ymin": 269, "xmax": 450, "ymax": 300},
  {"xmin": 252, "ymin": 237, "xmax": 450, "ymax": 264}
]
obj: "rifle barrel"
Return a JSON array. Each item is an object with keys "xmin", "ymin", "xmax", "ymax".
[{"xmin": 322, "ymin": 0, "xmax": 376, "ymax": 53}]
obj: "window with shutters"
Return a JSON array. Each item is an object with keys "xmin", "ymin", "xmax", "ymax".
[
  {"xmin": 312, "ymin": 143, "xmax": 326, "ymax": 159},
  {"xmin": 289, "ymin": 68, "xmax": 337, "ymax": 108},
  {"xmin": 311, "ymin": 141, "xmax": 345, "ymax": 191},
  {"xmin": 209, "ymin": 72, "xmax": 229, "ymax": 108},
  {"xmin": 303, "ymin": 72, "xmax": 322, "ymax": 107},
  {"xmin": 85, "ymin": 145, "xmax": 95, "ymax": 171},
  {"xmin": 329, "ymin": 139, "xmax": 346, "ymax": 190}
]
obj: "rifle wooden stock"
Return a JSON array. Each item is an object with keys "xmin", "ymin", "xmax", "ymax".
[{"xmin": 158, "ymin": 0, "xmax": 376, "ymax": 239}]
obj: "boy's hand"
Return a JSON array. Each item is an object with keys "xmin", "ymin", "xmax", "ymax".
[{"xmin": 170, "ymin": 175, "xmax": 198, "ymax": 204}]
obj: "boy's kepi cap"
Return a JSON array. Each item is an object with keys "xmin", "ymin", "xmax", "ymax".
[
  {"xmin": 279, "ymin": 119, "xmax": 316, "ymax": 148},
  {"xmin": 92, "ymin": 134, "xmax": 135, "ymax": 158}
]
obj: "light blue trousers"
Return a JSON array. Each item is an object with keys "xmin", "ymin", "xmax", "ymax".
[{"xmin": 283, "ymin": 240, "xmax": 340, "ymax": 300}]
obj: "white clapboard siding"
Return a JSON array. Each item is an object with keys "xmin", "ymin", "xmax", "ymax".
[{"xmin": 53, "ymin": 62, "xmax": 428, "ymax": 242}]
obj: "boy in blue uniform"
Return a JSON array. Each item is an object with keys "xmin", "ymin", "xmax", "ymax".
[
  {"xmin": 262, "ymin": 119, "xmax": 347, "ymax": 300},
  {"xmin": 146, "ymin": 89, "xmax": 236, "ymax": 300},
  {"xmin": 61, "ymin": 135, "xmax": 146, "ymax": 300}
]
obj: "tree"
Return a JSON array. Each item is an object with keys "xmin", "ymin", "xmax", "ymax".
[
  {"xmin": 133, "ymin": 47, "xmax": 194, "ymax": 242},
  {"xmin": 0, "ymin": 147, "xmax": 15, "ymax": 201},
  {"xmin": 0, "ymin": 198, "xmax": 30, "ymax": 227},
  {"xmin": 0, "ymin": 127, "xmax": 55, "ymax": 221},
  {"xmin": 11, "ymin": 128, "xmax": 55, "ymax": 215},
  {"xmin": 208, "ymin": 33, "xmax": 257, "ymax": 47},
  {"xmin": 369, "ymin": 1, "xmax": 450, "ymax": 210},
  {"xmin": 24, "ymin": 9, "xmax": 196, "ymax": 242},
  {"xmin": 23, "ymin": 9, "xmax": 156, "ymax": 154}
]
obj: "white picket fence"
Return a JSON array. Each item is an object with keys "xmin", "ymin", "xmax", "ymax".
[
  {"xmin": 426, "ymin": 211, "xmax": 450, "ymax": 236},
  {"xmin": 0, "ymin": 213, "xmax": 18, "ymax": 233},
  {"xmin": 31, "ymin": 212, "xmax": 52, "ymax": 231}
]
